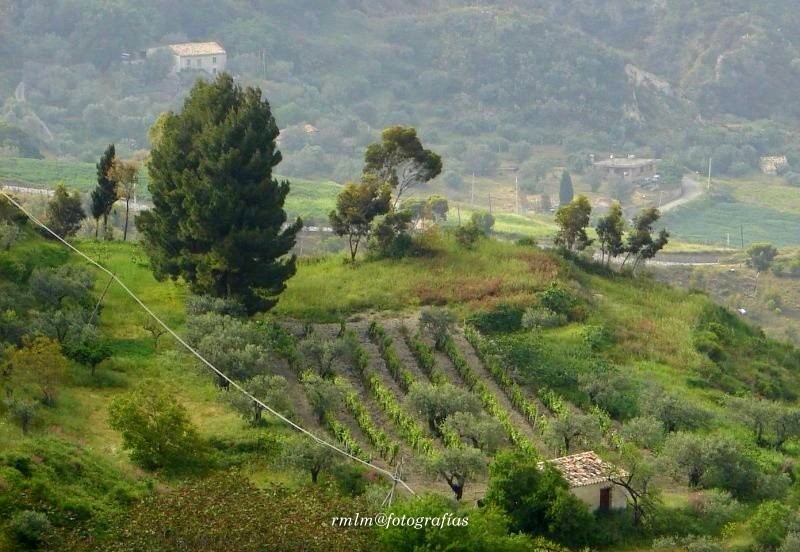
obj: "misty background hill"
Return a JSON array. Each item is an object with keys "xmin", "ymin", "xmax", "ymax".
[{"xmin": 2, "ymin": 0, "xmax": 800, "ymax": 183}]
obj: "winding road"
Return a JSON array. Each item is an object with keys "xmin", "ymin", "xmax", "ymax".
[{"xmin": 658, "ymin": 175, "xmax": 703, "ymax": 213}]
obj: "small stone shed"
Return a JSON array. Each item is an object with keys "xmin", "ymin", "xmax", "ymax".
[
  {"xmin": 593, "ymin": 157, "xmax": 658, "ymax": 181},
  {"xmin": 540, "ymin": 451, "xmax": 629, "ymax": 512}
]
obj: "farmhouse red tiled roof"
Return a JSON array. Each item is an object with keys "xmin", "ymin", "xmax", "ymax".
[
  {"xmin": 168, "ymin": 42, "xmax": 226, "ymax": 56},
  {"xmin": 539, "ymin": 451, "xmax": 626, "ymax": 487}
]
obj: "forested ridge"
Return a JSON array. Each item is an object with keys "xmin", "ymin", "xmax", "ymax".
[{"xmin": 3, "ymin": 0, "xmax": 800, "ymax": 180}]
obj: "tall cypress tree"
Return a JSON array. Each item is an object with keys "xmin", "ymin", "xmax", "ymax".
[
  {"xmin": 559, "ymin": 170, "xmax": 574, "ymax": 206},
  {"xmin": 136, "ymin": 73, "xmax": 302, "ymax": 314},
  {"xmin": 91, "ymin": 144, "xmax": 117, "ymax": 239}
]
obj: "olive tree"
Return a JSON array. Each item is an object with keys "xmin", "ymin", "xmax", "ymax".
[
  {"xmin": 419, "ymin": 308, "xmax": 456, "ymax": 350},
  {"xmin": 407, "ymin": 381, "xmax": 482, "ymax": 434},
  {"xmin": 427, "ymin": 446, "xmax": 486, "ymax": 500},
  {"xmin": 284, "ymin": 437, "xmax": 338, "ymax": 484},
  {"xmin": 224, "ymin": 374, "xmax": 292, "ymax": 426}
]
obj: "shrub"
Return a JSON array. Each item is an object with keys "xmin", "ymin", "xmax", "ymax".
[
  {"xmin": 785, "ymin": 172, "xmax": 800, "ymax": 186},
  {"xmin": 685, "ymin": 535, "xmax": 724, "ymax": 552},
  {"xmin": 469, "ymin": 304, "xmax": 524, "ymax": 333},
  {"xmin": 516, "ymin": 237, "xmax": 538, "ymax": 247},
  {"xmin": 454, "ymin": 222, "xmax": 483, "ymax": 248},
  {"xmin": 0, "ymin": 255, "xmax": 26, "ymax": 281},
  {"xmin": 185, "ymin": 294, "xmax": 246, "ymax": 318},
  {"xmin": 693, "ymin": 330, "xmax": 724, "ymax": 362},
  {"xmin": 9, "ymin": 510, "xmax": 51, "ymax": 548},
  {"xmin": 780, "ymin": 532, "xmax": 800, "ymax": 552},
  {"xmin": 332, "ymin": 463, "xmax": 368, "ymax": 497},
  {"xmin": 471, "ymin": 211, "xmax": 495, "ymax": 234},
  {"xmin": 751, "ymin": 501, "xmax": 792, "ymax": 549},
  {"xmin": 691, "ymin": 489, "xmax": 743, "ymax": 531},
  {"xmin": 522, "ymin": 307, "xmax": 566, "ymax": 330},
  {"xmin": 108, "ymin": 387, "xmax": 207, "ymax": 472},
  {"xmin": 538, "ymin": 284, "xmax": 581, "ymax": 320},
  {"xmin": 579, "ymin": 368, "xmax": 640, "ymax": 420},
  {"xmin": 581, "ymin": 324, "xmax": 613, "ymax": 350},
  {"xmin": 747, "ymin": 242, "xmax": 778, "ymax": 272},
  {"xmin": 3, "ymin": 397, "xmax": 38, "ymax": 434},
  {"xmin": 620, "ymin": 416, "xmax": 665, "ymax": 450}
]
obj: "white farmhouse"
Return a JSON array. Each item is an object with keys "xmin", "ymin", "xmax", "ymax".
[
  {"xmin": 167, "ymin": 42, "xmax": 227, "ymax": 75},
  {"xmin": 540, "ymin": 451, "xmax": 629, "ymax": 512}
]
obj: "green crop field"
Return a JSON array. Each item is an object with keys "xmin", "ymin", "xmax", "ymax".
[
  {"xmin": 0, "ymin": 157, "xmax": 103, "ymax": 192},
  {"xmin": 0, "ymin": 157, "xmax": 341, "ymax": 222},
  {"xmin": 662, "ymin": 176, "xmax": 800, "ymax": 248}
]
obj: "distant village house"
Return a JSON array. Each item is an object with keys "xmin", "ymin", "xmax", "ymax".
[
  {"xmin": 540, "ymin": 451, "xmax": 629, "ymax": 512},
  {"xmin": 145, "ymin": 41, "xmax": 227, "ymax": 75},
  {"xmin": 760, "ymin": 156, "xmax": 788, "ymax": 176},
  {"xmin": 593, "ymin": 156, "xmax": 659, "ymax": 181}
]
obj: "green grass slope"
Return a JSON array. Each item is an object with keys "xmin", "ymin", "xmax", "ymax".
[{"xmin": 4, "ymin": 221, "xmax": 800, "ymax": 550}]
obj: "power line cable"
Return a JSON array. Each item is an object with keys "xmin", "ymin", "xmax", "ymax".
[{"xmin": 0, "ymin": 189, "xmax": 417, "ymax": 496}]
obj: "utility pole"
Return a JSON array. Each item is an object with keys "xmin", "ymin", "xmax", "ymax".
[
  {"xmin": 707, "ymin": 157, "xmax": 712, "ymax": 192},
  {"xmin": 89, "ymin": 273, "xmax": 116, "ymax": 325},
  {"xmin": 457, "ymin": 204, "xmax": 461, "ymax": 225},
  {"xmin": 500, "ymin": 165, "xmax": 520, "ymax": 214},
  {"xmin": 488, "ymin": 193, "xmax": 493, "ymax": 214},
  {"xmin": 382, "ymin": 457, "xmax": 404, "ymax": 508},
  {"xmin": 471, "ymin": 172, "xmax": 475, "ymax": 205},
  {"xmin": 740, "ymin": 224, "xmax": 744, "ymax": 249}
]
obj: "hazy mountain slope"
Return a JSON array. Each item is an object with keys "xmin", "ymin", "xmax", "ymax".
[{"xmin": 1, "ymin": 1, "xmax": 799, "ymax": 179}]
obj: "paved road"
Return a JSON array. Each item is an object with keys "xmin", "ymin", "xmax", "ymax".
[
  {"xmin": 1, "ymin": 182, "xmax": 150, "ymax": 213},
  {"xmin": 658, "ymin": 175, "xmax": 703, "ymax": 214}
]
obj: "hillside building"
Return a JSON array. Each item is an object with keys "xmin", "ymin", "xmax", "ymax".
[
  {"xmin": 593, "ymin": 156, "xmax": 658, "ymax": 181},
  {"xmin": 147, "ymin": 42, "xmax": 227, "ymax": 75},
  {"xmin": 760, "ymin": 156, "xmax": 788, "ymax": 176},
  {"xmin": 540, "ymin": 451, "xmax": 629, "ymax": 512}
]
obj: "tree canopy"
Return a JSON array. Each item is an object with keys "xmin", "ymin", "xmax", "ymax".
[
  {"xmin": 136, "ymin": 73, "xmax": 302, "ymax": 314},
  {"xmin": 45, "ymin": 183, "xmax": 85, "ymax": 239},
  {"xmin": 554, "ymin": 195, "xmax": 593, "ymax": 251},
  {"xmin": 329, "ymin": 176, "xmax": 391, "ymax": 262},
  {"xmin": 90, "ymin": 144, "xmax": 117, "ymax": 240},
  {"xmin": 558, "ymin": 171, "xmax": 574, "ymax": 206},
  {"xmin": 363, "ymin": 126, "xmax": 442, "ymax": 207}
]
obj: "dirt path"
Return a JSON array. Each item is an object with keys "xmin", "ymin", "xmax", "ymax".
[
  {"xmin": 658, "ymin": 175, "xmax": 703, "ymax": 213},
  {"xmin": 351, "ymin": 321, "xmax": 440, "ymax": 442},
  {"xmin": 383, "ymin": 322, "xmax": 430, "ymax": 383},
  {"xmin": 449, "ymin": 330, "xmax": 545, "ymax": 449},
  {"xmin": 271, "ymin": 361, "xmax": 323, "ymax": 436}
]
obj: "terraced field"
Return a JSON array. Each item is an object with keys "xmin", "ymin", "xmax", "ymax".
[{"xmin": 278, "ymin": 315, "xmax": 567, "ymax": 499}]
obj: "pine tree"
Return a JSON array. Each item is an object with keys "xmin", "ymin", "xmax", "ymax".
[
  {"xmin": 90, "ymin": 144, "xmax": 117, "ymax": 239},
  {"xmin": 559, "ymin": 170, "xmax": 574, "ymax": 206},
  {"xmin": 136, "ymin": 73, "xmax": 302, "ymax": 314}
]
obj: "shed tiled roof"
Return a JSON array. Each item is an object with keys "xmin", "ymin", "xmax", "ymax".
[
  {"xmin": 168, "ymin": 42, "xmax": 226, "ymax": 56},
  {"xmin": 593, "ymin": 158, "xmax": 657, "ymax": 169},
  {"xmin": 539, "ymin": 451, "xmax": 626, "ymax": 488}
]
